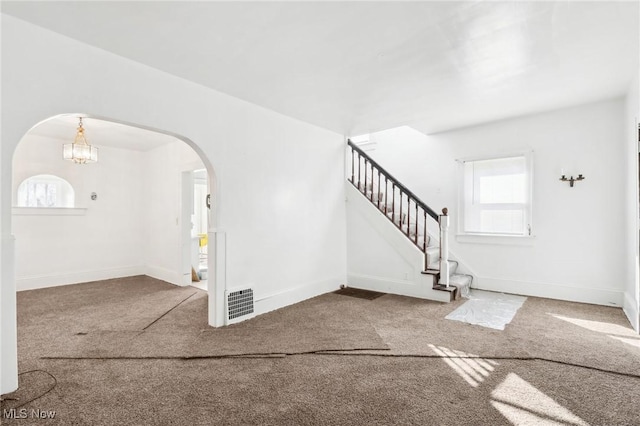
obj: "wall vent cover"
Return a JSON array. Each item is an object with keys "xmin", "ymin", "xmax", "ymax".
[{"xmin": 226, "ymin": 287, "xmax": 255, "ymax": 324}]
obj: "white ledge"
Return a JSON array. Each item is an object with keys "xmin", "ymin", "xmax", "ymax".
[
  {"xmin": 456, "ymin": 233, "xmax": 535, "ymax": 246},
  {"xmin": 12, "ymin": 207, "xmax": 87, "ymax": 216}
]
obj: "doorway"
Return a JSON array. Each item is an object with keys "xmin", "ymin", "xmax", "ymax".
[
  {"xmin": 10, "ymin": 113, "xmax": 221, "ymax": 316},
  {"xmin": 183, "ymin": 169, "xmax": 209, "ymax": 291}
]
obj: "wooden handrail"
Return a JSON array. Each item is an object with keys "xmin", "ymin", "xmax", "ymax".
[{"xmin": 347, "ymin": 140, "xmax": 439, "ymax": 220}]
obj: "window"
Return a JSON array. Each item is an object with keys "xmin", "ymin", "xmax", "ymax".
[
  {"xmin": 16, "ymin": 174, "xmax": 75, "ymax": 208},
  {"xmin": 460, "ymin": 154, "xmax": 532, "ymax": 236}
]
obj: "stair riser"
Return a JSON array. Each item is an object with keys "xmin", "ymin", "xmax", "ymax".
[{"xmin": 426, "ymin": 261, "xmax": 458, "ymax": 276}]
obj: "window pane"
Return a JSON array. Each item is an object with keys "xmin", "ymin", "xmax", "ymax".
[
  {"xmin": 471, "ymin": 156, "xmax": 526, "ymax": 176},
  {"xmin": 463, "ymin": 155, "xmax": 530, "ymax": 235},
  {"xmin": 478, "ymin": 174, "xmax": 525, "ymax": 204},
  {"xmin": 16, "ymin": 174, "xmax": 75, "ymax": 208},
  {"xmin": 479, "ymin": 209, "xmax": 524, "ymax": 234},
  {"xmin": 46, "ymin": 184, "xmax": 57, "ymax": 207},
  {"xmin": 34, "ymin": 183, "xmax": 48, "ymax": 207},
  {"xmin": 470, "ymin": 156, "xmax": 526, "ymax": 205},
  {"xmin": 27, "ymin": 184, "xmax": 36, "ymax": 207}
]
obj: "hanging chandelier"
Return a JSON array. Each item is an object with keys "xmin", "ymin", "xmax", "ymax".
[{"xmin": 63, "ymin": 117, "xmax": 98, "ymax": 164}]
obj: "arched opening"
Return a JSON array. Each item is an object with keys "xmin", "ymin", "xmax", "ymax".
[
  {"xmin": 11, "ymin": 112, "xmax": 219, "ymax": 286},
  {"xmin": 7, "ymin": 113, "xmax": 223, "ymax": 368}
]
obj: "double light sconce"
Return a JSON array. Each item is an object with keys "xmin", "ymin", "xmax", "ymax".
[{"xmin": 560, "ymin": 173, "xmax": 585, "ymax": 187}]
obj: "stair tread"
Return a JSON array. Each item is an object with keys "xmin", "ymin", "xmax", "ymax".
[
  {"xmin": 449, "ymin": 274, "xmax": 472, "ymax": 284},
  {"xmin": 432, "ymin": 284, "xmax": 456, "ymax": 292}
]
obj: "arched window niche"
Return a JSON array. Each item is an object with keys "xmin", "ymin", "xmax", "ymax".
[{"xmin": 13, "ymin": 174, "xmax": 85, "ymax": 216}]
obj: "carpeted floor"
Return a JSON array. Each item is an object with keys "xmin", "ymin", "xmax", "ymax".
[{"xmin": 2, "ymin": 275, "xmax": 640, "ymax": 425}]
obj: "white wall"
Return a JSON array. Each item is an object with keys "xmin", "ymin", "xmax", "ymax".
[
  {"xmin": 11, "ymin": 134, "xmax": 145, "ymax": 290},
  {"xmin": 623, "ymin": 75, "xmax": 639, "ymax": 331},
  {"xmin": 367, "ymin": 98, "xmax": 628, "ymax": 308},
  {"xmin": 1, "ymin": 15, "xmax": 347, "ymax": 393},
  {"xmin": 143, "ymin": 140, "xmax": 204, "ymax": 285}
]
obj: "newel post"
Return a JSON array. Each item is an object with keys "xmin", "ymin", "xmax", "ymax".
[{"xmin": 439, "ymin": 207, "xmax": 450, "ymax": 287}]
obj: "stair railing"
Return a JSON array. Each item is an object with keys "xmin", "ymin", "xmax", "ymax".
[{"xmin": 347, "ymin": 139, "xmax": 449, "ymax": 281}]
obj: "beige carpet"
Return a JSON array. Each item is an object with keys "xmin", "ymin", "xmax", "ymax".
[
  {"xmin": 26, "ymin": 277, "xmax": 387, "ymax": 359},
  {"xmin": 2, "ymin": 276, "xmax": 640, "ymax": 425}
]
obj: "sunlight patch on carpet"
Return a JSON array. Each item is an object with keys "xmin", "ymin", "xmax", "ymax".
[
  {"xmin": 445, "ymin": 290, "xmax": 526, "ymax": 330},
  {"xmin": 608, "ymin": 336, "xmax": 640, "ymax": 349},
  {"xmin": 491, "ymin": 373, "xmax": 589, "ymax": 426},
  {"xmin": 550, "ymin": 314, "xmax": 640, "ymax": 350},
  {"xmin": 428, "ymin": 344, "xmax": 498, "ymax": 388},
  {"xmin": 549, "ymin": 314, "xmax": 637, "ymax": 337}
]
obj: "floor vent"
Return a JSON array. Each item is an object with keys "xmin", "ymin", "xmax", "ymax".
[{"xmin": 226, "ymin": 287, "xmax": 255, "ymax": 325}]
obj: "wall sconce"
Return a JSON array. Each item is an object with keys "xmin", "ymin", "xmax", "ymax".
[{"xmin": 560, "ymin": 174, "xmax": 585, "ymax": 187}]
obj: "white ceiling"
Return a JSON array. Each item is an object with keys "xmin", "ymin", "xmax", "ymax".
[
  {"xmin": 29, "ymin": 115, "xmax": 179, "ymax": 151},
  {"xmin": 3, "ymin": 1, "xmax": 638, "ymax": 135}
]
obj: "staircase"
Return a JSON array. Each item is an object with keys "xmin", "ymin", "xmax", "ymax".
[{"xmin": 347, "ymin": 140, "xmax": 472, "ymax": 301}]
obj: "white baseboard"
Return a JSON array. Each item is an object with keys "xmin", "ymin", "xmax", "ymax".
[
  {"xmin": 253, "ymin": 276, "xmax": 343, "ymax": 317},
  {"xmin": 16, "ymin": 265, "xmax": 145, "ymax": 291},
  {"xmin": 473, "ymin": 276, "xmax": 624, "ymax": 307},
  {"xmin": 145, "ymin": 264, "xmax": 182, "ymax": 286},
  {"xmin": 348, "ymin": 273, "xmax": 412, "ymax": 290},
  {"xmin": 623, "ymin": 291, "xmax": 639, "ymax": 332},
  {"xmin": 347, "ymin": 273, "xmax": 451, "ymax": 303}
]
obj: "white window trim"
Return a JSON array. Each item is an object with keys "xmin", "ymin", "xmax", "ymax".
[
  {"xmin": 456, "ymin": 151, "xmax": 534, "ymax": 244},
  {"xmin": 12, "ymin": 207, "xmax": 87, "ymax": 216},
  {"xmin": 456, "ymin": 233, "xmax": 535, "ymax": 246}
]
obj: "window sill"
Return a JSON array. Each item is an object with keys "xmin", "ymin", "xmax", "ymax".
[
  {"xmin": 12, "ymin": 207, "xmax": 87, "ymax": 216},
  {"xmin": 456, "ymin": 233, "xmax": 535, "ymax": 246}
]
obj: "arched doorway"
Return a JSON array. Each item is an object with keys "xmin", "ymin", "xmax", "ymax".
[{"xmin": 2, "ymin": 113, "xmax": 225, "ymax": 393}]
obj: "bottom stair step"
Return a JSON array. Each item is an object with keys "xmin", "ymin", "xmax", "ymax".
[
  {"xmin": 432, "ymin": 283, "xmax": 458, "ymax": 302},
  {"xmin": 448, "ymin": 274, "xmax": 472, "ymax": 299},
  {"xmin": 431, "ymin": 274, "xmax": 472, "ymax": 301}
]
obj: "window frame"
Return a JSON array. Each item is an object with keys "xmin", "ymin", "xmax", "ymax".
[
  {"xmin": 15, "ymin": 174, "xmax": 76, "ymax": 209},
  {"xmin": 456, "ymin": 151, "xmax": 534, "ymax": 243}
]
